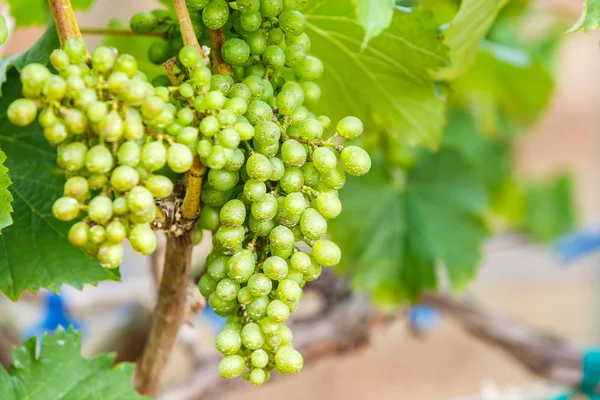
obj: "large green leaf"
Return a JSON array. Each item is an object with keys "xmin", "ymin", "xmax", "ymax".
[
  {"xmin": 0, "ymin": 148, "xmax": 13, "ymax": 232},
  {"xmin": 568, "ymin": 0, "xmax": 600, "ymax": 33},
  {"xmin": 0, "ymin": 69, "xmax": 118, "ymax": 301},
  {"xmin": 305, "ymin": 0, "xmax": 448, "ymax": 148},
  {"xmin": 355, "ymin": 0, "xmax": 395, "ymax": 45},
  {"xmin": 7, "ymin": 0, "xmax": 96, "ymax": 27},
  {"xmin": 438, "ymin": 0, "xmax": 509, "ymax": 79},
  {"xmin": 0, "ymin": 26, "xmax": 60, "ymax": 95},
  {"xmin": 0, "ymin": 327, "xmax": 149, "ymax": 400},
  {"xmin": 330, "ymin": 149, "xmax": 488, "ymax": 304}
]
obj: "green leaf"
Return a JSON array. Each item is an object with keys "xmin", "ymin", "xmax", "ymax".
[
  {"xmin": 305, "ymin": 0, "xmax": 448, "ymax": 147},
  {"xmin": 0, "ymin": 26, "xmax": 60, "ymax": 96},
  {"xmin": 0, "ymin": 148, "xmax": 14, "ymax": 232},
  {"xmin": 524, "ymin": 174, "xmax": 575, "ymax": 242},
  {"xmin": 101, "ymin": 19, "xmax": 165, "ymax": 81},
  {"xmin": 568, "ymin": 0, "xmax": 600, "ymax": 33},
  {"xmin": 7, "ymin": 0, "xmax": 96, "ymax": 27},
  {"xmin": 438, "ymin": 0, "xmax": 510, "ymax": 80},
  {"xmin": 330, "ymin": 149, "xmax": 488, "ymax": 304},
  {"xmin": 452, "ymin": 41, "xmax": 554, "ymax": 132},
  {"xmin": 0, "ymin": 69, "xmax": 118, "ymax": 301},
  {"xmin": 355, "ymin": 0, "xmax": 395, "ymax": 45},
  {"xmin": 0, "ymin": 327, "xmax": 149, "ymax": 400}
]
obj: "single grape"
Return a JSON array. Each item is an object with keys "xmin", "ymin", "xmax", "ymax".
[
  {"xmin": 203, "ymin": 0, "xmax": 230, "ymax": 29},
  {"xmin": 216, "ymin": 329, "xmax": 242, "ymax": 355},
  {"xmin": 208, "ymin": 169, "xmax": 240, "ymax": 191},
  {"xmin": 68, "ymin": 221, "xmax": 89, "ymax": 248},
  {"xmin": 254, "ymin": 121, "xmax": 281, "ymax": 146},
  {"xmin": 336, "ymin": 116, "xmax": 363, "ymax": 139},
  {"xmin": 88, "ymin": 225, "xmax": 106, "ymax": 245},
  {"xmin": 141, "ymin": 141, "xmax": 167, "ymax": 171},
  {"xmin": 129, "ymin": 224, "xmax": 157, "ymax": 255},
  {"xmin": 275, "ymin": 347, "xmax": 303, "ymax": 374},
  {"xmin": 300, "ymin": 208, "xmax": 327, "ymax": 240},
  {"xmin": 247, "ymin": 273, "xmax": 272, "ymax": 297},
  {"xmin": 64, "ymin": 177, "xmax": 89, "ymax": 202},
  {"xmin": 251, "ymin": 193, "xmax": 278, "ymax": 221},
  {"xmin": 57, "ymin": 142, "xmax": 87, "ymax": 172},
  {"xmin": 251, "ymin": 349, "xmax": 269, "ymax": 369},
  {"xmin": 199, "ymin": 206, "xmax": 220, "ymax": 231},
  {"xmin": 315, "ymin": 191, "xmax": 342, "ymax": 219},
  {"xmin": 167, "ymin": 143, "xmax": 194, "ymax": 173},
  {"xmin": 148, "ymin": 40, "xmax": 172, "ymax": 65},
  {"xmin": 110, "ymin": 165, "xmax": 140, "ymax": 192},
  {"xmin": 270, "ymin": 225, "xmax": 295, "ymax": 249},
  {"xmin": 262, "ymin": 45, "xmax": 286, "ymax": 69},
  {"xmin": 86, "ymin": 144, "xmax": 114, "ymax": 174},
  {"xmin": 246, "ymin": 153, "xmax": 273, "ymax": 182},
  {"xmin": 7, "ymin": 99, "xmax": 38, "ymax": 127},
  {"xmin": 106, "ymin": 220, "xmax": 127, "ymax": 244},
  {"xmin": 247, "ymin": 295, "xmax": 269, "ymax": 320},
  {"xmin": 279, "ymin": 10, "xmax": 306, "ymax": 36},
  {"xmin": 263, "ymin": 256, "xmax": 288, "ymax": 281},
  {"xmin": 52, "ymin": 197, "xmax": 80, "ymax": 221},
  {"xmin": 199, "ymin": 274, "xmax": 218, "ymax": 297},
  {"xmin": 97, "ymin": 243, "xmax": 124, "ymax": 269},
  {"xmin": 130, "ymin": 12, "xmax": 158, "ymax": 34},
  {"xmin": 340, "ymin": 146, "xmax": 371, "ymax": 176},
  {"xmin": 218, "ymin": 355, "xmax": 246, "ymax": 379},
  {"xmin": 88, "ymin": 195, "xmax": 114, "ymax": 224},
  {"xmin": 227, "ymin": 249, "xmax": 256, "ymax": 282},
  {"xmin": 312, "ymin": 240, "xmax": 341, "ymax": 266},
  {"xmin": 241, "ymin": 322, "xmax": 265, "ymax": 350},
  {"xmin": 294, "ymin": 56, "xmax": 323, "ymax": 81},
  {"xmin": 146, "ymin": 175, "xmax": 174, "ymax": 199},
  {"xmin": 281, "ymin": 139, "xmax": 307, "ymax": 167},
  {"xmin": 63, "ymin": 38, "xmax": 88, "ymax": 64},
  {"xmin": 216, "ymin": 278, "xmax": 241, "ymax": 302}
]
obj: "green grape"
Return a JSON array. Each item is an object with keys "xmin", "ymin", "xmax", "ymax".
[
  {"xmin": 336, "ymin": 116, "xmax": 363, "ymax": 139},
  {"xmin": 187, "ymin": 0, "xmax": 211, "ymax": 10},
  {"xmin": 201, "ymin": 183, "xmax": 233, "ymax": 207},
  {"xmin": 88, "ymin": 196, "xmax": 114, "ymax": 224},
  {"xmin": 203, "ymin": 0, "xmax": 230, "ymax": 29},
  {"xmin": 227, "ymin": 249, "xmax": 255, "ymax": 282},
  {"xmin": 88, "ymin": 174, "xmax": 108, "ymax": 191},
  {"xmin": 246, "ymin": 30, "xmax": 268, "ymax": 55},
  {"xmin": 251, "ymin": 193, "xmax": 278, "ymax": 221},
  {"xmin": 225, "ymin": 148, "xmax": 245, "ymax": 172},
  {"xmin": 88, "ymin": 225, "xmax": 106, "ymax": 245},
  {"xmin": 214, "ymin": 225, "xmax": 246, "ymax": 253},
  {"xmin": 312, "ymin": 146, "xmax": 337, "ymax": 173},
  {"xmin": 275, "ymin": 347, "xmax": 303, "ymax": 374},
  {"xmin": 243, "ymin": 76, "xmax": 266, "ymax": 99},
  {"xmin": 44, "ymin": 124, "xmax": 68, "ymax": 146},
  {"xmin": 211, "ymin": 74, "xmax": 235, "ymax": 95},
  {"xmin": 57, "ymin": 142, "xmax": 87, "ymax": 172},
  {"xmin": 86, "ymin": 145, "xmax": 113, "ymax": 174},
  {"xmin": 290, "ymin": 105, "xmax": 310, "ymax": 124},
  {"xmin": 220, "ymin": 199, "xmax": 247, "ymax": 227},
  {"xmin": 312, "ymin": 240, "xmax": 341, "ymax": 266},
  {"xmin": 238, "ymin": 0, "xmax": 260, "ymax": 12},
  {"xmin": 277, "ymin": 279, "xmax": 302, "ymax": 303},
  {"xmin": 225, "ymin": 97, "xmax": 248, "ymax": 115},
  {"xmin": 218, "ymin": 355, "xmax": 246, "ymax": 379},
  {"xmin": 64, "ymin": 108, "xmax": 88, "ymax": 134},
  {"xmin": 91, "ymin": 46, "xmax": 116, "ymax": 73},
  {"xmin": 301, "ymin": 162, "xmax": 320, "ymax": 187},
  {"xmin": 129, "ymin": 224, "xmax": 157, "ymax": 255},
  {"xmin": 205, "ymin": 90, "xmax": 227, "ymax": 109},
  {"xmin": 263, "ymin": 256, "xmax": 288, "ymax": 281},
  {"xmin": 110, "ymin": 165, "xmax": 140, "ymax": 192},
  {"xmin": 297, "ymin": 118, "xmax": 322, "ymax": 141},
  {"xmin": 241, "ymin": 322, "xmax": 265, "ymax": 350},
  {"xmin": 52, "ymin": 197, "xmax": 80, "ymax": 221},
  {"xmin": 127, "ymin": 186, "xmax": 156, "ymax": 217},
  {"xmin": 243, "ymin": 180, "xmax": 267, "ymax": 202},
  {"xmin": 278, "ymin": 10, "xmax": 306, "ymax": 36},
  {"xmin": 97, "ymin": 243, "xmax": 124, "ymax": 269},
  {"xmin": 148, "ymin": 40, "xmax": 172, "ymax": 65},
  {"xmin": 281, "ymin": 139, "xmax": 307, "ymax": 167},
  {"xmin": 218, "ymin": 128, "xmax": 241, "ymax": 148},
  {"xmin": 299, "ymin": 207, "xmax": 327, "ymax": 240},
  {"xmin": 7, "ymin": 98, "xmax": 38, "ymax": 127},
  {"xmin": 246, "ymin": 153, "xmax": 273, "ymax": 181},
  {"xmin": 269, "ymin": 225, "xmax": 295, "ymax": 249},
  {"xmin": 284, "ymin": 45, "xmax": 306, "ymax": 69},
  {"xmin": 216, "ymin": 278, "xmax": 241, "ymax": 302},
  {"xmin": 68, "ymin": 221, "xmax": 89, "ymax": 248},
  {"xmin": 280, "ymin": 167, "xmax": 304, "ymax": 193},
  {"xmin": 209, "ymin": 292, "xmax": 237, "ymax": 315},
  {"xmin": 268, "ymin": 157, "xmax": 285, "ymax": 181},
  {"xmin": 247, "ymin": 273, "xmax": 272, "ymax": 297},
  {"xmin": 290, "ymin": 251, "xmax": 311, "ymax": 274},
  {"xmin": 283, "ymin": 0, "xmax": 307, "ymax": 10},
  {"xmin": 240, "ymin": 11, "xmax": 262, "ymax": 32},
  {"xmin": 199, "ymin": 115, "xmax": 220, "ymax": 137},
  {"xmin": 237, "ymin": 286, "xmax": 254, "ymax": 304},
  {"xmin": 283, "ymin": 192, "xmax": 307, "ymax": 215},
  {"xmin": 267, "ymin": 299, "xmax": 290, "ymax": 323},
  {"xmin": 285, "ymin": 269, "xmax": 303, "ymax": 284},
  {"xmin": 279, "ymin": 324, "xmax": 293, "ymax": 345},
  {"xmin": 315, "ymin": 191, "xmax": 342, "ymax": 219},
  {"xmin": 141, "ymin": 141, "xmax": 167, "ymax": 171},
  {"xmin": 199, "ymin": 274, "xmax": 218, "ymax": 297},
  {"xmin": 177, "ymin": 46, "xmax": 201, "ymax": 69},
  {"xmin": 115, "ymin": 54, "xmax": 138, "ymax": 78},
  {"xmin": 216, "ymin": 329, "xmax": 242, "ymax": 355},
  {"xmin": 99, "ymin": 111, "xmax": 124, "ymax": 142},
  {"xmin": 199, "ymin": 206, "xmax": 221, "ymax": 231},
  {"xmin": 321, "ymin": 165, "xmax": 346, "ymax": 190},
  {"xmin": 340, "ymin": 146, "xmax": 371, "ymax": 176},
  {"xmin": 260, "ymin": 317, "xmax": 280, "ymax": 336},
  {"xmin": 207, "ymin": 252, "xmax": 230, "ymax": 280},
  {"xmin": 64, "ymin": 38, "xmax": 88, "ymax": 64},
  {"xmin": 118, "ymin": 141, "xmax": 141, "ymax": 167},
  {"xmin": 130, "ymin": 12, "xmax": 158, "ymax": 34},
  {"xmin": 106, "ymin": 220, "xmax": 127, "ymax": 244},
  {"xmin": 113, "ymin": 197, "xmax": 129, "ymax": 216},
  {"xmin": 262, "ymin": 45, "xmax": 286, "ymax": 69},
  {"xmin": 294, "ymin": 56, "xmax": 323, "ymax": 81},
  {"xmin": 50, "ymin": 49, "xmax": 70, "ymax": 71},
  {"xmin": 167, "ymin": 143, "xmax": 194, "ymax": 173},
  {"xmin": 64, "ymin": 177, "xmax": 89, "ymax": 202},
  {"xmin": 247, "ymin": 295, "xmax": 269, "ymax": 320},
  {"xmin": 276, "ymin": 90, "xmax": 297, "ymax": 116},
  {"xmin": 251, "ymin": 349, "xmax": 269, "ymax": 368},
  {"xmin": 208, "ymin": 169, "xmax": 240, "ymax": 191}
]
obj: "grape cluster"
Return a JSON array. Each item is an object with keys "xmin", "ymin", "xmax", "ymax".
[{"xmin": 6, "ymin": 38, "xmax": 198, "ymax": 268}]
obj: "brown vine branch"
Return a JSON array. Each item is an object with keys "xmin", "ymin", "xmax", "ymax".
[
  {"xmin": 209, "ymin": 29, "xmax": 233, "ymax": 75},
  {"xmin": 79, "ymin": 27, "xmax": 164, "ymax": 37},
  {"xmin": 48, "ymin": 0, "xmax": 82, "ymax": 45}
]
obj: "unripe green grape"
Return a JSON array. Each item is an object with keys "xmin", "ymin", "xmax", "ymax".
[
  {"xmin": 321, "ymin": 165, "xmax": 346, "ymax": 190},
  {"xmin": 129, "ymin": 224, "xmax": 157, "ymax": 255},
  {"xmin": 247, "ymin": 295, "xmax": 270, "ymax": 320},
  {"xmin": 141, "ymin": 141, "xmax": 167, "ymax": 171},
  {"xmin": 275, "ymin": 347, "xmax": 303, "ymax": 374},
  {"xmin": 148, "ymin": 39, "xmax": 172, "ymax": 65},
  {"xmin": 266, "ymin": 157, "xmax": 283, "ymax": 182},
  {"xmin": 7, "ymin": 98, "xmax": 37, "ymax": 127},
  {"xmin": 251, "ymin": 349, "xmax": 269, "ymax": 369},
  {"xmin": 50, "ymin": 49, "xmax": 70, "ymax": 71},
  {"xmin": 247, "ymin": 273, "xmax": 272, "ymax": 297},
  {"xmin": 198, "ymin": 206, "xmax": 219, "ymax": 231},
  {"xmin": 303, "ymin": 255, "xmax": 322, "ymax": 280},
  {"xmin": 221, "ymin": 38, "xmax": 251, "ymax": 66},
  {"xmin": 251, "ymin": 193, "xmax": 278, "ymax": 221},
  {"xmin": 218, "ymin": 110, "xmax": 238, "ymax": 128},
  {"xmin": 130, "ymin": 11, "xmax": 158, "ymax": 34},
  {"xmin": 238, "ymin": 0, "xmax": 260, "ymax": 12},
  {"xmin": 145, "ymin": 175, "xmax": 173, "ymax": 199},
  {"xmin": 63, "ymin": 108, "xmax": 87, "ymax": 135},
  {"xmin": 243, "ymin": 75, "xmax": 266, "ymax": 99},
  {"xmin": 44, "ymin": 124, "xmax": 68, "ymax": 147},
  {"xmin": 270, "ymin": 225, "xmax": 295, "ymax": 249},
  {"xmin": 312, "ymin": 147, "xmax": 337, "ymax": 173},
  {"xmin": 300, "ymin": 208, "xmax": 327, "ymax": 240},
  {"xmin": 244, "ymin": 180, "xmax": 267, "ymax": 202},
  {"xmin": 99, "ymin": 111, "xmax": 124, "ymax": 142},
  {"xmin": 298, "ymin": 118, "xmax": 322, "ymax": 141},
  {"xmin": 117, "ymin": 141, "xmax": 141, "ymax": 167},
  {"xmin": 340, "ymin": 146, "xmax": 371, "ymax": 177},
  {"xmin": 278, "ymin": 10, "xmax": 306, "ymax": 36},
  {"xmin": 280, "ymin": 167, "xmax": 304, "ymax": 193},
  {"xmin": 57, "ymin": 142, "xmax": 87, "ymax": 172},
  {"xmin": 97, "ymin": 242, "xmax": 124, "ymax": 269},
  {"xmin": 208, "ymin": 169, "xmax": 239, "ymax": 191},
  {"xmin": 38, "ymin": 109, "xmax": 58, "ymax": 129},
  {"xmin": 218, "ymin": 355, "xmax": 245, "ymax": 379},
  {"xmin": 178, "ymin": 45, "xmax": 201, "ymax": 68},
  {"xmin": 267, "ymin": 299, "xmax": 290, "ymax": 323},
  {"xmin": 253, "ymin": 121, "xmax": 280, "ymax": 147},
  {"xmin": 317, "ymin": 116, "xmax": 331, "ymax": 131},
  {"xmin": 220, "ymin": 199, "xmax": 246, "ymax": 227},
  {"xmin": 271, "ymin": 245, "xmax": 293, "ymax": 260},
  {"xmin": 192, "ymin": 66, "xmax": 212, "ymax": 87},
  {"xmin": 205, "ymin": 90, "xmax": 227, "ymax": 109},
  {"xmin": 336, "ymin": 116, "xmax": 363, "ymax": 139},
  {"xmin": 88, "ymin": 225, "xmax": 106, "ymax": 245},
  {"xmin": 267, "ymin": 27, "xmax": 284, "ymax": 45},
  {"xmin": 294, "ymin": 55, "xmax": 323, "ymax": 81},
  {"xmin": 86, "ymin": 101, "xmax": 107, "ymax": 124},
  {"xmin": 178, "ymin": 82, "xmax": 194, "ymax": 98},
  {"xmin": 246, "ymin": 153, "xmax": 273, "ymax": 182},
  {"xmin": 246, "ymin": 99, "xmax": 273, "ymax": 125},
  {"xmin": 290, "ymin": 251, "xmax": 311, "ymax": 274},
  {"xmin": 218, "ymin": 128, "xmax": 241, "ymax": 149},
  {"xmin": 284, "ymin": 192, "xmax": 307, "ymax": 215},
  {"xmin": 286, "ymin": 269, "xmax": 304, "ymax": 285},
  {"xmin": 260, "ymin": 317, "xmax": 280, "ymax": 337},
  {"xmin": 199, "ymin": 116, "xmax": 219, "ymax": 138},
  {"xmin": 141, "ymin": 96, "xmax": 165, "ymax": 120},
  {"xmin": 91, "ymin": 46, "xmax": 116, "ymax": 73},
  {"xmin": 245, "ymin": 30, "xmax": 267, "ymax": 56},
  {"xmin": 196, "ymin": 139, "xmax": 213, "ymax": 159},
  {"xmin": 312, "ymin": 240, "xmax": 341, "ymax": 266},
  {"xmin": 122, "ymin": 80, "xmax": 149, "ymax": 106},
  {"xmin": 88, "ymin": 174, "xmax": 108, "ymax": 191},
  {"xmin": 216, "ymin": 278, "xmax": 241, "ymax": 302},
  {"xmin": 262, "ymin": 79, "xmax": 274, "ymax": 103},
  {"xmin": 277, "ymin": 278, "xmax": 302, "ymax": 304},
  {"xmin": 237, "ymin": 286, "xmax": 253, "ymax": 304},
  {"xmin": 262, "ymin": 45, "xmax": 286, "ymax": 69},
  {"xmin": 114, "ymin": 54, "xmax": 138, "ymax": 78},
  {"xmin": 201, "ymin": 183, "xmax": 233, "ymax": 207},
  {"xmin": 108, "ymin": 71, "xmax": 131, "ymax": 93},
  {"xmin": 241, "ymin": 11, "xmax": 262, "ymax": 31},
  {"xmin": 64, "ymin": 177, "xmax": 89, "ymax": 202},
  {"xmin": 249, "ymin": 214, "xmax": 276, "ymax": 237},
  {"xmin": 301, "ymin": 162, "xmax": 319, "ymax": 187},
  {"xmin": 110, "ymin": 198, "xmax": 127, "ymax": 217},
  {"xmin": 214, "ymin": 225, "xmax": 246, "ymax": 253},
  {"xmin": 86, "ymin": 145, "xmax": 113, "ymax": 174},
  {"xmin": 68, "ymin": 222, "xmax": 89, "ymax": 248},
  {"xmin": 241, "ymin": 322, "xmax": 265, "ymax": 350},
  {"xmin": 110, "ymin": 165, "xmax": 139, "ymax": 192},
  {"xmin": 105, "ymin": 220, "xmax": 127, "ymax": 244},
  {"xmin": 281, "ymin": 139, "xmax": 307, "ymax": 167},
  {"xmin": 275, "ymin": 90, "xmax": 297, "ymax": 116},
  {"xmin": 216, "ymin": 329, "xmax": 242, "ymax": 355},
  {"xmin": 187, "ymin": 0, "xmax": 211, "ymax": 10},
  {"xmin": 177, "ymin": 109, "xmax": 194, "ymax": 127},
  {"xmin": 199, "ymin": 274, "xmax": 218, "ymax": 297},
  {"xmin": 166, "ymin": 143, "xmax": 193, "ymax": 173},
  {"xmin": 207, "ymin": 252, "xmax": 230, "ymax": 280},
  {"xmin": 52, "ymin": 197, "xmax": 80, "ymax": 221},
  {"xmin": 127, "ymin": 186, "xmax": 155, "ymax": 215},
  {"xmin": 20, "ymin": 63, "xmax": 51, "ymax": 93},
  {"xmin": 225, "ymin": 148, "xmax": 245, "ymax": 172},
  {"xmin": 315, "ymin": 191, "xmax": 342, "ymax": 219},
  {"xmin": 87, "ymin": 196, "xmax": 113, "ymax": 224},
  {"xmin": 178, "ymin": 127, "xmax": 199, "ymax": 148},
  {"xmin": 263, "ymin": 256, "xmax": 288, "ymax": 281},
  {"xmin": 209, "ymin": 292, "xmax": 237, "ymax": 315},
  {"xmin": 227, "ymin": 248, "xmax": 256, "ymax": 282},
  {"xmin": 203, "ymin": 0, "xmax": 230, "ymax": 29},
  {"xmin": 63, "ymin": 38, "xmax": 88, "ymax": 64}
]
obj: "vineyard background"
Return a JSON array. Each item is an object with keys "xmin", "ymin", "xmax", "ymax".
[{"xmin": 0, "ymin": 0, "xmax": 599, "ymax": 398}]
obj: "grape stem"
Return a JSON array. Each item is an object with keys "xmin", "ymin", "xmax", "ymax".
[
  {"xmin": 79, "ymin": 27, "xmax": 164, "ymax": 38},
  {"xmin": 47, "ymin": 0, "xmax": 82, "ymax": 46},
  {"xmin": 210, "ymin": 29, "xmax": 233, "ymax": 75}
]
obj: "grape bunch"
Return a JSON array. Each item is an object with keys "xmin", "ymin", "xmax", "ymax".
[{"xmin": 6, "ymin": 38, "xmax": 198, "ymax": 268}]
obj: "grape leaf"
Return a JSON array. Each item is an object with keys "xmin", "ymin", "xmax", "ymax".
[
  {"xmin": 0, "ymin": 26, "xmax": 60, "ymax": 96},
  {"xmin": 305, "ymin": 0, "xmax": 448, "ymax": 148},
  {"xmin": 0, "ymin": 69, "xmax": 118, "ymax": 301},
  {"xmin": 568, "ymin": 0, "xmax": 600, "ymax": 33},
  {"xmin": 330, "ymin": 149, "xmax": 488, "ymax": 304},
  {"xmin": 355, "ymin": 0, "xmax": 395, "ymax": 45},
  {"xmin": 0, "ymin": 327, "xmax": 149, "ymax": 400},
  {"xmin": 101, "ymin": 19, "xmax": 165, "ymax": 81},
  {"xmin": 0, "ymin": 148, "xmax": 14, "ymax": 232},
  {"xmin": 6, "ymin": 0, "xmax": 96, "ymax": 27},
  {"xmin": 438, "ymin": 0, "xmax": 510, "ymax": 80}
]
